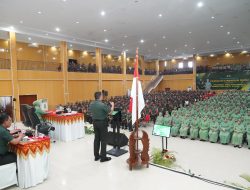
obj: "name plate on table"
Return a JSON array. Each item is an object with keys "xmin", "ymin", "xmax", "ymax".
[{"xmin": 152, "ymin": 125, "xmax": 171, "ymax": 138}]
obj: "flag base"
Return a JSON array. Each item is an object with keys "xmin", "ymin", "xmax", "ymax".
[{"xmin": 107, "ymin": 147, "xmax": 128, "ymax": 157}]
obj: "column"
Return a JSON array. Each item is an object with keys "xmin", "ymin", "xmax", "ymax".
[
  {"xmin": 60, "ymin": 41, "xmax": 69, "ymax": 104},
  {"xmin": 96, "ymin": 47, "xmax": 102, "ymax": 91},
  {"xmin": 140, "ymin": 55, "xmax": 145, "ymax": 75},
  {"xmin": 122, "ymin": 51, "xmax": 127, "ymax": 94},
  {"xmin": 9, "ymin": 31, "xmax": 20, "ymax": 121},
  {"xmin": 156, "ymin": 60, "xmax": 160, "ymax": 75},
  {"xmin": 193, "ymin": 56, "xmax": 197, "ymax": 90}
]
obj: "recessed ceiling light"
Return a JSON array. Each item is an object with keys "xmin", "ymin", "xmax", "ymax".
[
  {"xmin": 162, "ymin": 36, "xmax": 166, "ymax": 39},
  {"xmin": 75, "ymin": 21, "xmax": 79, "ymax": 24},
  {"xmin": 158, "ymin": 14, "xmax": 162, "ymax": 18},
  {"xmin": 206, "ymin": 41, "xmax": 210, "ymax": 44},
  {"xmin": 232, "ymin": 37, "xmax": 236, "ymax": 40},
  {"xmin": 211, "ymin": 16, "xmax": 215, "ymax": 19},
  {"xmin": 104, "ymin": 39, "xmax": 109, "ymax": 43},
  {"xmin": 188, "ymin": 31, "xmax": 192, "ymax": 34},
  {"xmin": 165, "ymin": 48, "xmax": 168, "ymax": 50},
  {"xmin": 55, "ymin": 27, "xmax": 60, "ymax": 32},
  {"xmin": 241, "ymin": 50, "xmax": 248, "ymax": 54},
  {"xmin": 37, "ymin": 11, "xmax": 42, "ymax": 14},
  {"xmin": 45, "ymin": 33, "xmax": 49, "ymax": 36},
  {"xmin": 104, "ymin": 29, "xmax": 107, "ymax": 32},
  {"xmin": 197, "ymin": 2, "xmax": 204, "ymax": 8},
  {"xmin": 100, "ymin": 11, "xmax": 106, "ymax": 16},
  {"xmin": 28, "ymin": 37, "xmax": 32, "ymax": 41},
  {"xmin": 122, "ymin": 43, "xmax": 125, "ymax": 46},
  {"xmin": 70, "ymin": 44, "xmax": 73, "ymax": 47},
  {"xmin": 62, "ymin": 0, "xmax": 67, "ymax": 2},
  {"xmin": 237, "ymin": 41, "xmax": 240, "ymax": 44},
  {"xmin": 140, "ymin": 39, "xmax": 144, "ymax": 43},
  {"xmin": 174, "ymin": 50, "xmax": 177, "ymax": 53},
  {"xmin": 193, "ymin": 48, "xmax": 196, "ymax": 50},
  {"xmin": 124, "ymin": 35, "xmax": 128, "ymax": 38},
  {"xmin": 227, "ymin": 31, "xmax": 230, "ymax": 35},
  {"xmin": 210, "ymin": 54, "xmax": 215, "ymax": 57},
  {"xmin": 220, "ymin": 25, "xmax": 224, "ymax": 28},
  {"xmin": 9, "ymin": 26, "xmax": 15, "ymax": 31},
  {"xmin": 225, "ymin": 52, "xmax": 231, "ymax": 57},
  {"xmin": 19, "ymin": 20, "xmax": 23, "ymax": 24},
  {"xmin": 184, "ymin": 44, "xmax": 188, "ymax": 47}
]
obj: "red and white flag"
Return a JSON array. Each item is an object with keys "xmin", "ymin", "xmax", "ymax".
[{"xmin": 129, "ymin": 49, "xmax": 145, "ymax": 125}]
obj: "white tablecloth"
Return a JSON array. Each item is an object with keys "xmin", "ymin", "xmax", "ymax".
[
  {"xmin": 17, "ymin": 151, "xmax": 49, "ymax": 188},
  {"xmin": 52, "ymin": 119, "xmax": 85, "ymax": 142}
]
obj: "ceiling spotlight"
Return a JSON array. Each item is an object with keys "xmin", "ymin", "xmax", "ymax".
[
  {"xmin": 104, "ymin": 29, "xmax": 107, "ymax": 32},
  {"xmin": 188, "ymin": 31, "xmax": 192, "ymax": 34},
  {"xmin": 227, "ymin": 31, "xmax": 230, "ymax": 35},
  {"xmin": 122, "ymin": 43, "xmax": 125, "ymax": 46},
  {"xmin": 158, "ymin": 14, "xmax": 162, "ymax": 18},
  {"xmin": 162, "ymin": 36, "xmax": 166, "ymax": 39},
  {"xmin": 210, "ymin": 54, "xmax": 215, "ymax": 57},
  {"xmin": 70, "ymin": 44, "xmax": 73, "ymax": 47},
  {"xmin": 241, "ymin": 50, "xmax": 248, "ymax": 54},
  {"xmin": 62, "ymin": 0, "xmax": 67, "ymax": 2},
  {"xmin": 37, "ymin": 11, "xmax": 42, "ymax": 14},
  {"xmin": 165, "ymin": 48, "xmax": 168, "ymax": 50},
  {"xmin": 184, "ymin": 44, "xmax": 188, "ymax": 47},
  {"xmin": 100, "ymin": 11, "xmax": 106, "ymax": 16},
  {"xmin": 220, "ymin": 25, "xmax": 224, "ymax": 28},
  {"xmin": 55, "ymin": 27, "xmax": 60, "ymax": 32},
  {"xmin": 174, "ymin": 50, "xmax": 177, "ymax": 53},
  {"xmin": 225, "ymin": 52, "xmax": 231, "ymax": 57},
  {"xmin": 45, "ymin": 33, "xmax": 49, "ymax": 36},
  {"xmin": 211, "ymin": 16, "xmax": 215, "ymax": 19},
  {"xmin": 140, "ymin": 39, "xmax": 144, "ymax": 43},
  {"xmin": 104, "ymin": 39, "xmax": 109, "ymax": 43},
  {"xmin": 19, "ymin": 20, "xmax": 23, "ymax": 24},
  {"xmin": 197, "ymin": 2, "xmax": 204, "ymax": 8},
  {"xmin": 232, "ymin": 37, "xmax": 236, "ymax": 40},
  {"xmin": 193, "ymin": 48, "xmax": 196, "ymax": 50},
  {"xmin": 124, "ymin": 35, "xmax": 128, "ymax": 38},
  {"xmin": 28, "ymin": 37, "xmax": 32, "ymax": 41},
  {"xmin": 75, "ymin": 21, "xmax": 79, "ymax": 24},
  {"xmin": 237, "ymin": 41, "xmax": 240, "ymax": 44},
  {"xmin": 206, "ymin": 41, "xmax": 210, "ymax": 44}
]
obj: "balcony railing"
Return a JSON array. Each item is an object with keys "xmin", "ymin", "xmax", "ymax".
[
  {"xmin": 17, "ymin": 60, "xmax": 61, "ymax": 71},
  {"xmin": 0, "ymin": 58, "xmax": 10, "ymax": 69}
]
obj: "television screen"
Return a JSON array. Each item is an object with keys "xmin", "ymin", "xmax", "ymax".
[{"xmin": 152, "ymin": 124, "xmax": 171, "ymax": 137}]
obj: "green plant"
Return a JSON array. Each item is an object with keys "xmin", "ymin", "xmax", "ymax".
[{"xmin": 151, "ymin": 148, "xmax": 176, "ymax": 168}]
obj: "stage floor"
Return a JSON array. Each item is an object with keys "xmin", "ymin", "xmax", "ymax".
[{"xmin": 7, "ymin": 122, "xmax": 250, "ymax": 190}]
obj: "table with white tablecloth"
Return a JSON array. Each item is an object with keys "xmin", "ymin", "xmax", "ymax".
[
  {"xmin": 10, "ymin": 137, "xmax": 50, "ymax": 189},
  {"xmin": 43, "ymin": 113, "xmax": 85, "ymax": 142}
]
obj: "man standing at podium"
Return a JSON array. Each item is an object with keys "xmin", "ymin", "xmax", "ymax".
[{"xmin": 89, "ymin": 92, "xmax": 114, "ymax": 162}]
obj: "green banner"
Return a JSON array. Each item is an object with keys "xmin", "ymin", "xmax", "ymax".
[{"xmin": 196, "ymin": 70, "xmax": 250, "ymax": 90}]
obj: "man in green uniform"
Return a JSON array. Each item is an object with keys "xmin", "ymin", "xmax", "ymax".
[
  {"xmin": 33, "ymin": 100, "xmax": 47, "ymax": 121},
  {"xmin": 179, "ymin": 116, "xmax": 190, "ymax": 139},
  {"xmin": 89, "ymin": 92, "xmax": 114, "ymax": 162},
  {"xmin": 219, "ymin": 118, "xmax": 231, "ymax": 144},
  {"xmin": 171, "ymin": 114, "xmax": 181, "ymax": 137},
  {"xmin": 190, "ymin": 116, "xmax": 199, "ymax": 140},
  {"xmin": 209, "ymin": 118, "xmax": 219, "ymax": 143},
  {"xmin": 0, "ymin": 113, "xmax": 24, "ymax": 165},
  {"xmin": 231, "ymin": 119, "xmax": 245, "ymax": 148},
  {"xmin": 155, "ymin": 112, "xmax": 164, "ymax": 125},
  {"xmin": 199, "ymin": 117, "xmax": 209, "ymax": 141}
]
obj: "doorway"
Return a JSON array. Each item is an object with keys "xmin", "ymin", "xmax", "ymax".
[{"xmin": 19, "ymin": 95, "xmax": 37, "ymax": 121}]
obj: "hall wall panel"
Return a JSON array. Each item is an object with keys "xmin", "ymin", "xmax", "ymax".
[
  {"xmin": 68, "ymin": 81, "xmax": 98, "ymax": 102},
  {"xmin": 102, "ymin": 81, "xmax": 124, "ymax": 97}
]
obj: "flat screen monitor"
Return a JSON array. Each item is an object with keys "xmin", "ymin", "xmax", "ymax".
[{"xmin": 152, "ymin": 124, "xmax": 171, "ymax": 138}]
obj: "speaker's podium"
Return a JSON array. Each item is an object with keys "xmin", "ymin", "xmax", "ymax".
[{"xmin": 107, "ymin": 108, "xmax": 128, "ymax": 157}]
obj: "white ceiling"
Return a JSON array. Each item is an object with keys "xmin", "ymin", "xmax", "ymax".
[{"xmin": 0, "ymin": 0, "xmax": 250, "ymax": 60}]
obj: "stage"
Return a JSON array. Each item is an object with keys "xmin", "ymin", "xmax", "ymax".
[{"xmin": 8, "ymin": 122, "xmax": 250, "ymax": 190}]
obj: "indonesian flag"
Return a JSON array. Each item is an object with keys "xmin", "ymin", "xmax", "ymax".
[{"xmin": 129, "ymin": 49, "xmax": 145, "ymax": 125}]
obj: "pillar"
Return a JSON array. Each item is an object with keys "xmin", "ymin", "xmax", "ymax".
[
  {"xmin": 122, "ymin": 51, "xmax": 127, "ymax": 94},
  {"xmin": 193, "ymin": 56, "xmax": 197, "ymax": 90},
  {"xmin": 96, "ymin": 47, "xmax": 102, "ymax": 91},
  {"xmin": 60, "ymin": 41, "xmax": 69, "ymax": 104},
  {"xmin": 9, "ymin": 31, "xmax": 20, "ymax": 121},
  {"xmin": 140, "ymin": 55, "xmax": 145, "ymax": 75},
  {"xmin": 156, "ymin": 60, "xmax": 160, "ymax": 75}
]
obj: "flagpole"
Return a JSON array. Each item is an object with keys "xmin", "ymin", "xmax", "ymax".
[{"xmin": 135, "ymin": 49, "xmax": 139, "ymax": 153}]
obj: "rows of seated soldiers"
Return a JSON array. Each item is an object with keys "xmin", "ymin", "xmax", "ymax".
[
  {"xmin": 156, "ymin": 91, "xmax": 250, "ymax": 148},
  {"xmin": 61, "ymin": 90, "xmax": 207, "ymax": 131},
  {"xmin": 144, "ymin": 69, "xmax": 156, "ymax": 75},
  {"xmin": 68, "ymin": 61, "xmax": 96, "ymax": 72},
  {"xmin": 160, "ymin": 68, "xmax": 193, "ymax": 75},
  {"xmin": 102, "ymin": 65, "xmax": 122, "ymax": 73}
]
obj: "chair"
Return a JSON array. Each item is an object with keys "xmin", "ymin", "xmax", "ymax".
[
  {"xmin": 27, "ymin": 107, "xmax": 55, "ymax": 135},
  {"xmin": 0, "ymin": 163, "xmax": 18, "ymax": 189},
  {"xmin": 20, "ymin": 104, "xmax": 32, "ymax": 127}
]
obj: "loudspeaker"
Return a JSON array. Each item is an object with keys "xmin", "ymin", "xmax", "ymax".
[{"xmin": 107, "ymin": 132, "xmax": 128, "ymax": 147}]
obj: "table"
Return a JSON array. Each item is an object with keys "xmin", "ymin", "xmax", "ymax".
[
  {"xmin": 43, "ymin": 113, "xmax": 85, "ymax": 142},
  {"xmin": 10, "ymin": 137, "xmax": 50, "ymax": 189}
]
